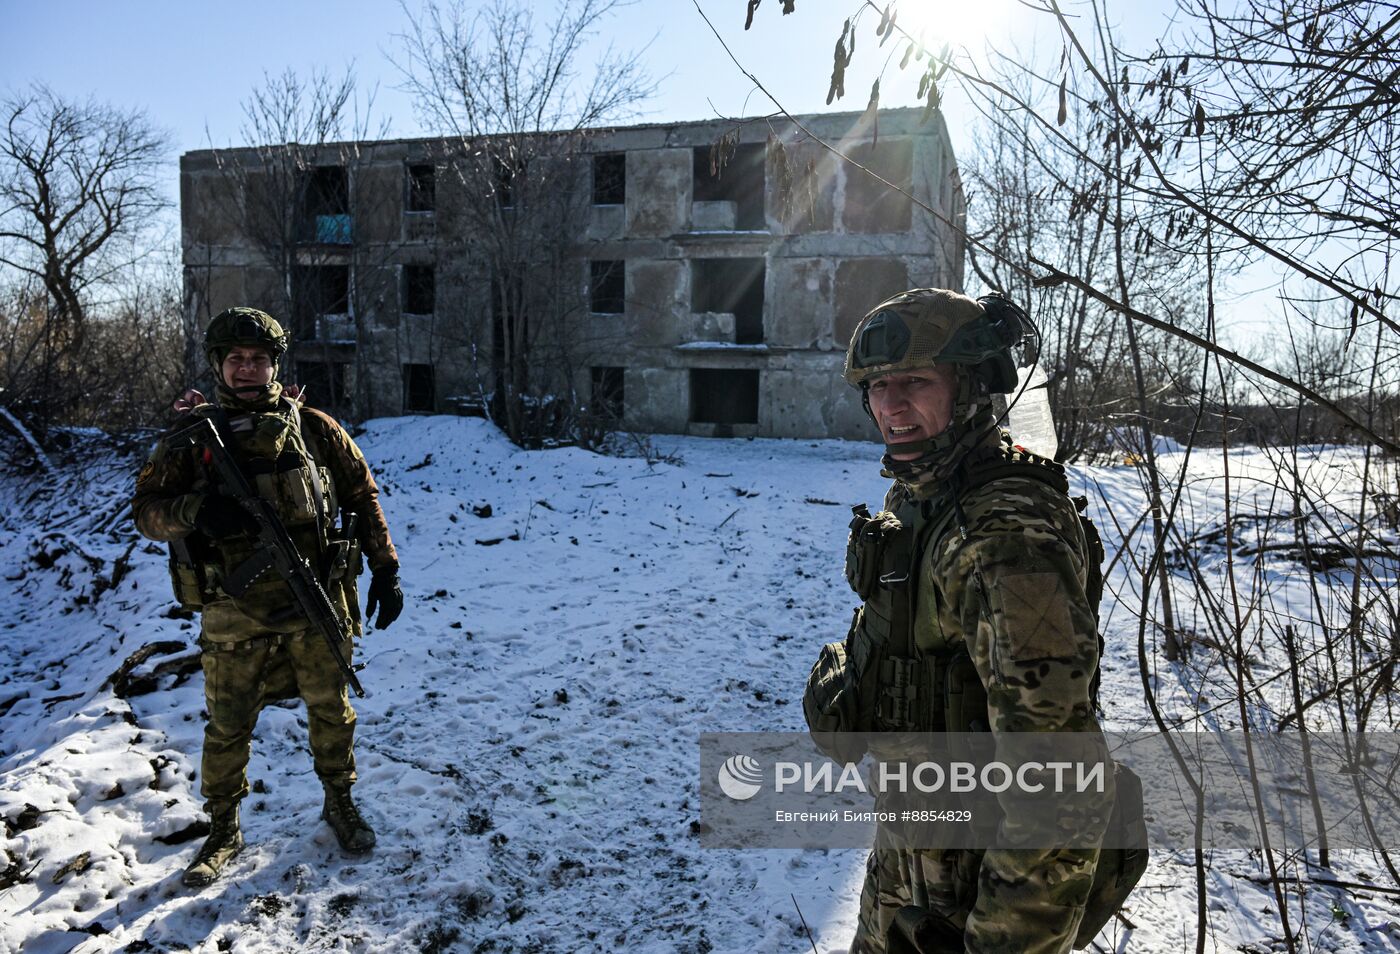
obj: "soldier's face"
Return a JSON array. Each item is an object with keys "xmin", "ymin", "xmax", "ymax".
[
  {"xmin": 867, "ymin": 367, "xmax": 957, "ymax": 459},
  {"xmin": 222, "ymin": 346, "xmax": 275, "ymax": 389}
]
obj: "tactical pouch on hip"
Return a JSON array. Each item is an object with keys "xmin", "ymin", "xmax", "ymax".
[
  {"xmin": 325, "ymin": 534, "xmax": 362, "ymax": 582},
  {"xmin": 803, "ymin": 611, "xmax": 870, "ymax": 764},
  {"xmin": 167, "ymin": 537, "xmax": 211, "ymax": 611},
  {"xmin": 324, "ymin": 511, "xmax": 363, "ymax": 633},
  {"xmin": 1074, "ymin": 763, "xmax": 1150, "ymax": 949}
]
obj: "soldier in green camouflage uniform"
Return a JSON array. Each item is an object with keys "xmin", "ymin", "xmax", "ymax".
[
  {"xmin": 804, "ymin": 289, "xmax": 1112, "ymax": 953},
  {"xmin": 132, "ymin": 308, "xmax": 404, "ymax": 887}
]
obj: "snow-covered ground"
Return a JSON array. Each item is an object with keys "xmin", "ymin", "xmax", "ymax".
[{"xmin": 1, "ymin": 417, "xmax": 1397, "ymax": 953}]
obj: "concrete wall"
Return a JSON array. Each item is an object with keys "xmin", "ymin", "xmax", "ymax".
[{"xmin": 626, "ymin": 149, "xmax": 690, "ymax": 237}]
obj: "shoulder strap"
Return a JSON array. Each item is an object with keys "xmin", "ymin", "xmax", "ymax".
[
  {"xmin": 284, "ymin": 397, "xmax": 327, "ymax": 509},
  {"xmin": 285, "ymin": 399, "xmax": 330, "ymax": 549},
  {"xmin": 959, "ymin": 441, "xmax": 1071, "ymax": 496}
]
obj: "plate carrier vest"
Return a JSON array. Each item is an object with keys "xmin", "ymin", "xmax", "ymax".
[{"xmin": 166, "ymin": 398, "xmax": 360, "ymax": 625}]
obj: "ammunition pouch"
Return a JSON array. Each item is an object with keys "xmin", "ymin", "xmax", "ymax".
[
  {"xmin": 203, "ymin": 519, "xmax": 323, "ymax": 629},
  {"xmin": 941, "ymin": 648, "xmax": 988, "ymax": 737},
  {"xmin": 248, "ymin": 462, "xmax": 335, "ymax": 529},
  {"xmin": 802, "ymin": 626, "xmax": 869, "ymax": 764},
  {"xmin": 868, "ymin": 652, "xmax": 943, "ymax": 733},
  {"xmin": 826, "ymin": 497, "xmax": 949, "ymax": 737}
]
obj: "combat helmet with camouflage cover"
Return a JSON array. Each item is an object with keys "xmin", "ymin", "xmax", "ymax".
[
  {"xmin": 204, "ymin": 307, "xmax": 289, "ymax": 371},
  {"xmin": 843, "ymin": 287, "xmax": 1036, "ymax": 483}
]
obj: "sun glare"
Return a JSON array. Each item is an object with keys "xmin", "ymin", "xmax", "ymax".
[{"xmin": 886, "ymin": 0, "xmax": 1013, "ymax": 52}]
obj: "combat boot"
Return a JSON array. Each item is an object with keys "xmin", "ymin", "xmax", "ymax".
[
  {"xmin": 182, "ymin": 803, "xmax": 244, "ymax": 888},
  {"xmin": 322, "ymin": 782, "xmax": 375, "ymax": 854}
]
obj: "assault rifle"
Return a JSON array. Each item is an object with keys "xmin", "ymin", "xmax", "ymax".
[{"xmin": 169, "ymin": 415, "xmax": 366, "ymax": 697}]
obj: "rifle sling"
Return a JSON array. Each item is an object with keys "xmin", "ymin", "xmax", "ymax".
[{"xmin": 221, "ymin": 548, "xmax": 275, "ymax": 598}]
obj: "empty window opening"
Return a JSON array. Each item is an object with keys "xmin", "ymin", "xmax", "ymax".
[
  {"xmin": 305, "ymin": 166, "xmax": 348, "ymax": 216},
  {"xmin": 692, "ymin": 258, "xmax": 765, "ymax": 344},
  {"xmin": 407, "ymin": 164, "xmax": 436, "ymax": 212},
  {"xmin": 590, "ymin": 260, "xmax": 625, "ymax": 314},
  {"xmin": 403, "ymin": 264, "xmax": 436, "ymax": 315},
  {"xmin": 591, "ymin": 366, "xmax": 625, "ymax": 420},
  {"xmin": 693, "ymin": 142, "xmax": 766, "ymax": 230},
  {"xmin": 403, "ymin": 363, "xmax": 436, "ymax": 413},
  {"xmin": 293, "ymin": 265, "xmax": 350, "ymax": 339},
  {"xmin": 302, "ymin": 165, "xmax": 350, "ymax": 243},
  {"xmin": 691, "ymin": 368, "xmax": 759, "ymax": 425},
  {"xmin": 593, "ymin": 153, "xmax": 626, "ymax": 205},
  {"xmin": 295, "ymin": 360, "xmax": 350, "ymax": 412}
]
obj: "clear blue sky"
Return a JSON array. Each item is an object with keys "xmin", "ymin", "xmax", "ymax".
[
  {"xmin": 1, "ymin": 1, "xmax": 1179, "ymax": 169},
  {"xmin": 2, "ymin": 1, "xmax": 868, "ymax": 158}
]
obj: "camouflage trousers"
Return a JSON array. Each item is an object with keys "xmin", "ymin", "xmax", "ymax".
[
  {"xmin": 851, "ymin": 824, "xmax": 979, "ymax": 954},
  {"xmin": 199, "ymin": 627, "xmax": 356, "ymax": 811},
  {"xmin": 852, "ymin": 828, "xmax": 1099, "ymax": 954}
]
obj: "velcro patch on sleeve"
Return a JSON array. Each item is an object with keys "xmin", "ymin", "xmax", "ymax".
[{"xmin": 996, "ymin": 571, "xmax": 1076, "ymax": 660}]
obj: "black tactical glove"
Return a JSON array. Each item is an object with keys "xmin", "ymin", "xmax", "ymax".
[
  {"xmin": 887, "ymin": 905, "xmax": 965, "ymax": 954},
  {"xmin": 365, "ymin": 566, "xmax": 404, "ymax": 630},
  {"xmin": 194, "ymin": 495, "xmax": 254, "ymax": 540}
]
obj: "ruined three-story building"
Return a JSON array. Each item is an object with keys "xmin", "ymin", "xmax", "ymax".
[{"xmin": 180, "ymin": 107, "xmax": 964, "ymax": 440}]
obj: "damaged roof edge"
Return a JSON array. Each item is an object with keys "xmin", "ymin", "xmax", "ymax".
[{"xmin": 181, "ymin": 106, "xmax": 953, "ymax": 168}]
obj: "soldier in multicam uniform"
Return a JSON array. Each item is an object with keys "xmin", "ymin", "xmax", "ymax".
[
  {"xmin": 132, "ymin": 307, "xmax": 405, "ymax": 888},
  {"xmin": 804, "ymin": 288, "xmax": 1114, "ymax": 953}
]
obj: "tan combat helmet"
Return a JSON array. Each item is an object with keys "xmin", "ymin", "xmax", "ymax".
[
  {"xmin": 843, "ymin": 288, "xmax": 1030, "ymax": 393},
  {"xmin": 844, "ymin": 287, "xmax": 1036, "ymax": 467}
]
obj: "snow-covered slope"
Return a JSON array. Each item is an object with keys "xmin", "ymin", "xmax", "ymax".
[{"xmin": 1, "ymin": 418, "xmax": 1396, "ymax": 953}]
